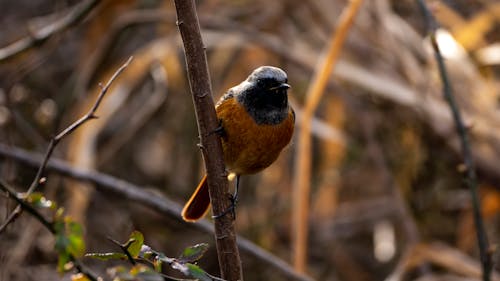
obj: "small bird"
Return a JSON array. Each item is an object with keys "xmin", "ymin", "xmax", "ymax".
[{"xmin": 181, "ymin": 66, "xmax": 295, "ymax": 222}]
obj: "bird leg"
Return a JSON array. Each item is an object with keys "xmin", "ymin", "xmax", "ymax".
[{"xmin": 213, "ymin": 175, "xmax": 240, "ymax": 220}]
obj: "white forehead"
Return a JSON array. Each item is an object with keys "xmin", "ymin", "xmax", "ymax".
[{"xmin": 247, "ymin": 66, "xmax": 287, "ymax": 83}]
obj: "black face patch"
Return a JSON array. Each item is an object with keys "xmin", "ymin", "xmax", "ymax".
[{"xmin": 237, "ymin": 83, "xmax": 289, "ymax": 125}]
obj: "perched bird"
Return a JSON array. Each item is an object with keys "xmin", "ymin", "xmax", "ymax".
[{"xmin": 181, "ymin": 66, "xmax": 295, "ymax": 222}]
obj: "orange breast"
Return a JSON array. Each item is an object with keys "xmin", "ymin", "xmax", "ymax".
[{"xmin": 216, "ymin": 97, "xmax": 294, "ymax": 175}]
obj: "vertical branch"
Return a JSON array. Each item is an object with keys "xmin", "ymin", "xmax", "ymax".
[
  {"xmin": 292, "ymin": 0, "xmax": 364, "ymax": 272},
  {"xmin": 171, "ymin": 0, "xmax": 242, "ymax": 280},
  {"xmin": 416, "ymin": 1, "xmax": 492, "ymax": 281}
]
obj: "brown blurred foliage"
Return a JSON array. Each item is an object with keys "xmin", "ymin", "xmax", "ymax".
[{"xmin": 0, "ymin": 0, "xmax": 500, "ymax": 280}]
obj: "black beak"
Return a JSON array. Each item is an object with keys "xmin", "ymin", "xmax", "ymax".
[{"xmin": 270, "ymin": 83, "xmax": 291, "ymax": 91}]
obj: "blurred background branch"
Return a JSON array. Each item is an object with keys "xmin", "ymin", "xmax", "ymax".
[
  {"xmin": 292, "ymin": 0, "xmax": 364, "ymax": 273},
  {"xmin": 417, "ymin": 1, "xmax": 492, "ymax": 280},
  {"xmin": 0, "ymin": 0, "xmax": 100, "ymax": 62}
]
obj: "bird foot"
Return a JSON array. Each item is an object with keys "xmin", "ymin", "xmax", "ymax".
[{"xmin": 212, "ymin": 193, "xmax": 238, "ymax": 220}]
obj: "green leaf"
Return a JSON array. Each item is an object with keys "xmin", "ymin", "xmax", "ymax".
[
  {"xmin": 56, "ymin": 251, "xmax": 71, "ymax": 273},
  {"xmin": 27, "ymin": 192, "xmax": 56, "ymax": 209},
  {"xmin": 185, "ymin": 263, "xmax": 212, "ymax": 281},
  {"xmin": 125, "ymin": 231, "xmax": 144, "ymax": 258},
  {"xmin": 55, "ymin": 232, "xmax": 69, "ymax": 254},
  {"xmin": 66, "ymin": 221, "xmax": 85, "ymax": 257},
  {"xmin": 171, "ymin": 262, "xmax": 211, "ymax": 281},
  {"xmin": 54, "ymin": 207, "xmax": 65, "ymax": 221},
  {"xmin": 54, "ymin": 216, "xmax": 86, "ymax": 271},
  {"xmin": 85, "ymin": 252, "xmax": 127, "ymax": 260},
  {"xmin": 178, "ymin": 243, "xmax": 209, "ymax": 263},
  {"xmin": 66, "ymin": 219, "xmax": 83, "ymax": 235}
]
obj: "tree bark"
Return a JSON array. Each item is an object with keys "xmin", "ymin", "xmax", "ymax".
[{"xmin": 171, "ymin": 0, "xmax": 243, "ymax": 280}]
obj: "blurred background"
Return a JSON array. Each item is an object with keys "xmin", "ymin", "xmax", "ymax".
[{"xmin": 0, "ymin": 0, "xmax": 500, "ymax": 280}]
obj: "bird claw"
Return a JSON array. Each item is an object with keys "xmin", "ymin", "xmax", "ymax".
[
  {"xmin": 212, "ymin": 175, "xmax": 240, "ymax": 221},
  {"xmin": 212, "ymin": 193, "xmax": 238, "ymax": 220}
]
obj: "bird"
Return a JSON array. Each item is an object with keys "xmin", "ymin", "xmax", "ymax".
[{"xmin": 181, "ymin": 66, "xmax": 295, "ymax": 222}]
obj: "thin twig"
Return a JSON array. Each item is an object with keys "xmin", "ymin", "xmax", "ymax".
[
  {"xmin": 416, "ymin": 1, "xmax": 492, "ymax": 281},
  {"xmin": 0, "ymin": 180, "xmax": 99, "ymax": 281},
  {"xmin": 107, "ymin": 237, "xmax": 137, "ymax": 265},
  {"xmin": 172, "ymin": 0, "xmax": 242, "ymax": 280},
  {"xmin": 0, "ymin": 180, "xmax": 55, "ymax": 233},
  {"xmin": 292, "ymin": 0, "xmax": 364, "ymax": 272},
  {"xmin": 0, "ymin": 143, "xmax": 314, "ymax": 281},
  {"xmin": 0, "ymin": 0, "xmax": 100, "ymax": 61},
  {"xmin": 0, "ymin": 56, "xmax": 133, "ymax": 234}
]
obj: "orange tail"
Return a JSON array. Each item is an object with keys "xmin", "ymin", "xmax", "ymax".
[{"xmin": 181, "ymin": 174, "xmax": 210, "ymax": 222}]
